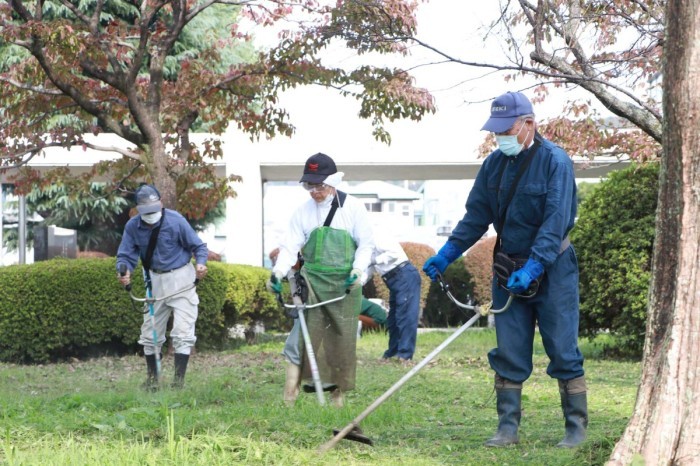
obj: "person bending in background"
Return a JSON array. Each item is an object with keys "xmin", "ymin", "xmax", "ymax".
[
  {"xmin": 358, "ymin": 297, "xmax": 388, "ymax": 333},
  {"xmin": 369, "ymin": 235, "xmax": 421, "ymax": 366}
]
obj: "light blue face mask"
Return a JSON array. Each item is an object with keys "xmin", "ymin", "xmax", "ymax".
[{"xmin": 495, "ymin": 121, "xmax": 530, "ymax": 157}]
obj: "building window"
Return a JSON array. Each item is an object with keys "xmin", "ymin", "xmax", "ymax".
[{"xmin": 365, "ymin": 202, "xmax": 382, "ymax": 212}]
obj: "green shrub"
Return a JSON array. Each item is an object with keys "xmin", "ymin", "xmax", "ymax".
[
  {"xmin": 576, "ymin": 181, "xmax": 599, "ymax": 206},
  {"xmin": 0, "ymin": 258, "xmax": 281, "ymax": 362},
  {"xmin": 362, "ymin": 241, "xmax": 435, "ymax": 312},
  {"xmin": 0, "ymin": 258, "xmax": 139, "ymax": 362},
  {"xmin": 187, "ymin": 262, "xmax": 229, "ymax": 349},
  {"xmin": 423, "ymin": 260, "xmax": 477, "ymax": 327},
  {"xmin": 217, "ymin": 264, "xmax": 285, "ymax": 332},
  {"xmin": 571, "ymin": 163, "xmax": 659, "ymax": 357}
]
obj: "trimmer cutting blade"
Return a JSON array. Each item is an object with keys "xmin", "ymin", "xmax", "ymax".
[
  {"xmin": 303, "ymin": 383, "xmax": 337, "ymax": 393},
  {"xmin": 332, "ymin": 427, "xmax": 374, "ymax": 446}
]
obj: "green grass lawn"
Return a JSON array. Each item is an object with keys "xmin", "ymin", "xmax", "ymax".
[{"xmin": 0, "ymin": 329, "xmax": 639, "ymax": 465}]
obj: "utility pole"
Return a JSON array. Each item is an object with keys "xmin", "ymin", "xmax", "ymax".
[{"xmin": 18, "ymin": 194, "xmax": 26, "ymax": 264}]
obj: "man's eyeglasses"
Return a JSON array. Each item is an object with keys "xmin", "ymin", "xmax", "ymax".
[
  {"xmin": 302, "ymin": 182, "xmax": 328, "ymax": 193},
  {"xmin": 495, "ymin": 119, "xmax": 532, "ymax": 136}
]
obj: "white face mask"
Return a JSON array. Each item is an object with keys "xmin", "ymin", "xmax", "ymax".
[
  {"xmin": 141, "ymin": 211, "xmax": 162, "ymax": 224},
  {"xmin": 315, "ymin": 192, "xmax": 334, "ymax": 206}
]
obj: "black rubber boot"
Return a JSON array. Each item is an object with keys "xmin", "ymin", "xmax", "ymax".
[
  {"xmin": 484, "ymin": 375, "xmax": 522, "ymax": 447},
  {"xmin": 172, "ymin": 353, "xmax": 190, "ymax": 389},
  {"xmin": 143, "ymin": 354, "xmax": 159, "ymax": 392},
  {"xmin": 557, "ymin": 376, "xmax": 588, "ymax": 448}
]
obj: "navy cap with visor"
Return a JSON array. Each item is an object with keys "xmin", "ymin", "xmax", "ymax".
[
  {"xmin": 299, "ymin": 152, "xmax": 337, "ymax": 184},
  {"xmin": 481, "ymin": 92, "xmax": 534, "ymax": 133}
]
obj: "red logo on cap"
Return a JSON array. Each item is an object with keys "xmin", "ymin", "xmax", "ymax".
[{"xmin": 308, "ymin": 163, "xmax": 319, "ymax": 172}]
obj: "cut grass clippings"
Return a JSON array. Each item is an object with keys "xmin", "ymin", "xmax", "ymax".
[{"xmin": 0, "ymin": 328, "xmax": 638, "ymax": 465}]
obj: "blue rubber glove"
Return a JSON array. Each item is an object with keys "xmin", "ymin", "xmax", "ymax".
[
  {"xmin": 422, "ymin": 241, "xmax": 463, "ymax": 281},
  {"xmin": 507, "ymin": 258, "xmax": 544, "ymax": 294},
  {"xmin": 344, "ymin": 268, "xmax": 362, "ymax": 289}
]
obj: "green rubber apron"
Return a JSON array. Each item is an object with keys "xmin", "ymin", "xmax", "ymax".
[{"xmin": 299, "ymin": 226, "xmax": 362, "ymax": 391}]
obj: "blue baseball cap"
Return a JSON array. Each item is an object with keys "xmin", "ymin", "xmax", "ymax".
[{"xmin": 481, "ymin": 91, "xmax": 534, "ymax": 133}]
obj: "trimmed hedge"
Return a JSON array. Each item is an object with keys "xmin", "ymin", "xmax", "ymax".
[
  {"xmin": 216, "ymin": 263, "xmax": 285, "ymax": 332},
  {"xmin": 571, "ymin": 163, "xmax": 658, "ymax": 357},
  {"xmin": 0, "ymin": 258, "xmax": 280, "ymax": 363},
  {"xmin": 463, "ymin": 236, "xmax": 496, "ymax": 305},
  {"xmin": 423, "ymin": 260, "xmax": 478, "ymax": 327}
]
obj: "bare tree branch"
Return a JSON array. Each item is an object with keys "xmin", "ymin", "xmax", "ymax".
[
  {"xmin": 27, "ymin": 44, "xmax": 143, "ymax": 143},
  {"xmin": 0, "ymin": 143, "xmax": 63, "ymax": 162},
  {"xmin": 0, "ymin": 150, "xmax": 39, "ymax": 169},
  {"xmin": 0, "ymin": 77, "xmax": 63, "ymax": 95},
  {"xmin": 79, "ymin": 59, "xmax": 127, "ymax": 92},
  {"xmin": 0, "ymin": 141, "xmax": 139, "ymax": 165},
  {"xmin": 529, "ymin": 49, "xmax": 662, "ymax": 141},
  {"xmin": 83, "ymin": 142, "xmax": 141, "ymax": 159}
]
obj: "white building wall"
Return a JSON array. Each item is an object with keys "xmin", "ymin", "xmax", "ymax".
[{"xmin": 223, "ymin": 154, "xmax": 265, "ymax": 265}]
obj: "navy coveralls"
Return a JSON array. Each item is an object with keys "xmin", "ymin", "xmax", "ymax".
[
  {"xmin": 448, "ymin": 136, "xmax": 584, "ymax": 383},
  {"xmin": 383, "ymin": 263, "xmax": 422, "ymax": 360}
]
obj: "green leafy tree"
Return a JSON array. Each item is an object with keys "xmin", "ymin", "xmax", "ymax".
[
  {"xmin": 2, "ymin": 181, "xmax": 129, "ymax": 254},
  {"xmin": 0, "ymin": 0, "xmax": 435, "ymax": 214},
  {"xmin": 571, "ymin": 163, "xmax": 658, "ymax": 357},
  {"xmin": 29, "ymin": 182, "xmax": 129, "ymax": 252}
]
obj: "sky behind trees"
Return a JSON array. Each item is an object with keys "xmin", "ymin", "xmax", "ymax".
[{"xmin": 242, "ymin": 1, "xmax": 609, "ymax": 163}]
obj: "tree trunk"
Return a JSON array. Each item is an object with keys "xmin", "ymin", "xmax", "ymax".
[
  {"xmin": 149, "ymin": 136, "xmax": 177, "ymax": 210},
  {"xmin": 608, "ymin": 1, "xmax": 700, "ymax": 464}
]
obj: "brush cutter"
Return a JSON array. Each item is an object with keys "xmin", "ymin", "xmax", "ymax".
[
  {"xmin": 272, "ymin": 271, "xmax": 350, "ymax": 406},
  {"xmin": 120, "ymin": 264, "xmax": 197, "ymax": 381},
  {"xmin": 318, "ymin": 273, "xmax": 514, "ymax": 452}
]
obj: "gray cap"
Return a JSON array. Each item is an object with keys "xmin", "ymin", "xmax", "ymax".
[{"xmin": 135, "ymin": 185, "xmax": 162, "ymax": 214}]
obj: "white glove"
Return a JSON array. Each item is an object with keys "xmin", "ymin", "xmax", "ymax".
[{"xmin": 344, "ymin": 268, "xmax": 363, "ymax": 289}]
